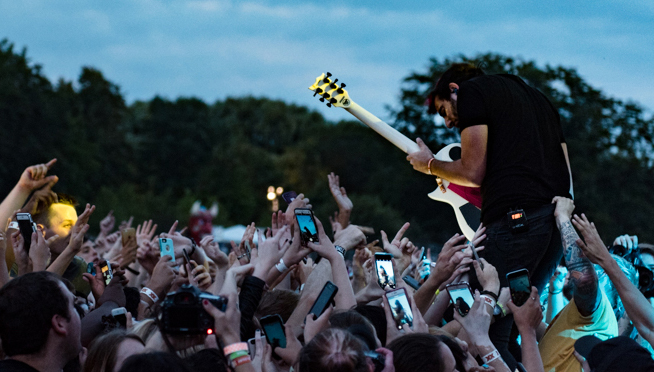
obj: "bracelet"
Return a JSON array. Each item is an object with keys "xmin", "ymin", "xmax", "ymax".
[
  {"xmin": 125, "ymin": 266, "xmax": 140, "ymax": 275},
  {"xmin": 549, "ymin": 289, "xmax": 562, "ymax": 295},
  {"xmin": 140, "ymin": 287, "xmax": 159, "ymax": 303},
  {"xmin": 232, "ymin": 355, "xmax": 252, "ymax": 367},
  {"xmin": 335, "ymin": 245, "xmax": 346, "ymax": 257},
  {"xmin": 427, "ymin": 158, "xmax": 435, "ymax": 176},
  {"xmin": 481, "ymin": 349, "xmax": 501, "ymax": 364},
  {"xmin": 496, "ymin": 302, "xmax": 507, "ymax": 317},
  {"xmin": 275, "ymin": 258, "xmax": 288, "ymax": 273},
  {"xmin": 229, "ymin": 350, "xmax": 249, "ymax": 360},
  {"xmin": 223, "ymin": 342, "xmax": 248, "ymax": 356},
  {"xmin": 480, "ymin": 295, "xmax": 496, "ymax": 309},
  {"xmin": 481, "ymin": 290, "xmax": 499, "ymax": 302}
]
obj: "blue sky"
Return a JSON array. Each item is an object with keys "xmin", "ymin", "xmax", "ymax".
[{"xmin": 1, "ymin": 0, "xmax": 653, "ymax": 123}]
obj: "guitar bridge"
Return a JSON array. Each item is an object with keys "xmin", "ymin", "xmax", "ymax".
[{"xmin": 436, "ymin": 178, "xmax": 446, "ymax": 193}]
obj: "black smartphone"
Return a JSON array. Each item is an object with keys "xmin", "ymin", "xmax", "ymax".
[
  {"xmin": 295, "ymin": 208, "xmax": 319, "ymax": 245},
  {"xmin": 282, "ymin": 191, "xmax": 298, "ymax": 204},
  {"xmin": 385, "ymin": 288, "xmax": 413, "ymax": 330},
  {"xmin": 374, "ymin": 252, "xmax": 396, "ymax": 289},
  {"xmin": 86, "ymin": 262, "xmax": 96, "ymax": 276},
  {"xmin": 260, "ymin": 314, "xmax": 286, "ymax": 359},
  {"xmin": 507, "ymin": 268, "xmax": 531, "ymax": 306},
  {"xmin": 446, "ymin": 282, "xmax": 475, "ymax": 316},
  {"xmin": 402, "ymin": 275, "xmax": 421, "ymax": 290},
  {"xmin": 469, "ymin": 243, "xmax": 483, "ymax": 269},
  {"xmin": 307, "ymin": 281, "xmax": 338, "ymax": 320},
  {"xmin": 100, "ymin": 261, "xmax": 113, "ymax": 286},
  {"xmin": 16, "ymin": 213, "xmax": 37, "ymax": 252},
  {"xmin": 182, "ymin": 248, "xmax": 191, "ymax": 265}
]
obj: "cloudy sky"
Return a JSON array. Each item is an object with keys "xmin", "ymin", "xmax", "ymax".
[{"xmin": 1, "ymin": 0, "xmax": 652, "ymax": 122}]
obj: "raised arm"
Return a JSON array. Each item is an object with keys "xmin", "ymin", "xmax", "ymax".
[
  {"xmin": 552, "ymin": 197, "xmax": 600, "ymax": 316},
  {"xmin": 0, "ymin": 159, "xmax": 58, "ymax": 225},
  {"xmin": 572, "ymin": 213, "xmax": 654, "ymax": 346}
]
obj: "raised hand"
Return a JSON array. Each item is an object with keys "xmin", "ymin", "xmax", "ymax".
[
  {"xmin": 82, "ymin": 263, "xmax": 107, "ymax": 300},
  {"xmin": 506, "ymin": 286, "xmax": 543, "ymax": 336},
  {"xmin": 333, "ymin": 224, "xmax": 367, "ymax": 251},
  {"xmin": 430, "ymin": 233, "xmax": 470, "ymax": 287},
  {"xmin": 304, "ymin": 305, "xmax": 333, "ymax": 343},
  {"xmin": 147, "ymin": 255, "xmax": 178, "ymax": 298},
  {"xmin": 571, "ymin": 213, "xmax": 612, "ymax": 265},
  {"xmin": 136, "ymin": 220, "xmax": 158, "ymax": 247},
  {"xmin": 29, "ymin": 227, "xmax": 51, "ymax": 271},
  {"xmin": 253, "ymin": 225, "xmax": 292, "ymax": 280},
  {"xmin": 453, "ymin": 290, "xmax": 493, "ymax": 343},
  {"xmin": 118, "ymin": 216, "xmax": 134, "ymax": 232},
  {"xmin": 328, "ymin": 172, "xmax": 353, "ymax": 227},
  {"xmin": 68, "ymin": 204, "xmax": 95, "ymax": 254},
  {"xmin": 406, "ymin": 138, "xmax": 435, "ymax": 175},
  {"xmin": 17, "ymin": 159, "xmax": 58, "ymax": 192},
  {"xmin": 472, "ymin": 258, "xmax": 500, "ymax": 296},
  {"xmin": 202, "ymin": 292, "xmax": 241, "ymax": 344},
  {"xmin": 20, "ymin": 179, "xmax": 58, "ymax": 216},
  {"xmin": 306, "ymin": 217, "xmax": 339, "ymax": 261},
  {"xmin": 380, "ymin": 222, "xmax": 410, "ymax": 258},
  {"xmin": 285, "ymin": 193, "xmax": 311, "ymax": 222},
  {"xmin": 200, "ymin": 235, "xmax": 229, "ymax": 267},
  {"xmin": 99, "ymin": 210, "xmax": 116, "ymax": 237}
]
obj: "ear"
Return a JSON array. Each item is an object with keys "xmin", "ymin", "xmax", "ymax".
[
  {"xmin": 51, "ymin": 314, "xmax": 68, "ymax": 337},
  {"xmin": 448, "ymin": 82, "xmax": 459, "ymax": 94}
]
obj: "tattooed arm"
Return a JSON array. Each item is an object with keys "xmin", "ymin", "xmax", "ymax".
[{"xmin": 552, "ymin": 197, "xmax": 600, "ymax": 316}]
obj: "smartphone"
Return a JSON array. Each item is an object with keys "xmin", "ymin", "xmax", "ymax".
[
  {"xmin": 182, "ymin": 248, "xmax": 191, "ymax": 265},
  {"xmin": 16, "ymin": 213, "xmax": 37, "ymax": 251},
  {"xmin": 385, "ymin": 288, "xmax": 413, "ymax": 330},
  {"xmin": 159, "ymin": 238, "xmax": 175, "ymax": 260},
  {"xmin": 121, "ymin": 227, "xmax": 136, "ymax": 246},
  {"xmin": 111, "ymin": 307, "xmax": 128, "ymax": 327},
  {"xmin": 86, "ymin": 262, "xmax": 96, "ymax": 276},
  {"xmin": 260, "ymin": 314, "xmax": 286, "ymax": 359},
  {"xmin": 402, "ymin": 275, "xmax": 421, "ymax": 290},
  {"xmin": 307, "ymin": 281, "xmax": 338, "ymax": 320},
  {"xmin": 507, "ymin": 268, "xmax": 531, "ymax": 306},
  {"xmin": 469, "ymin": 243, "xmax": 483, "ymax": 270},
  {"xmin": 282, "ymin": 191, "xmax": 297, "ymax": 204},
  {"xmin": 99, "ymin": 261, "xmax": 113, "ymax": 286},
  {"xmin": 446, "ymin": 282, "xmax": 475, "ymax": 316},
  {"xmin": 374, "ymin": 252, "xmax": 396, "ymax": 289},
  {"xmin": 295, "ymin": 208, "xmax": 319, "ymax": 245}
]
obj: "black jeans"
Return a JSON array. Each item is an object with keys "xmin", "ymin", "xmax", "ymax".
[{"xmin": 470, "ymin": 204, "xmax": 562, "ymax": 370}]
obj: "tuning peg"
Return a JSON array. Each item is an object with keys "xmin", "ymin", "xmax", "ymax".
[
  {"xmin": 330, "ymin": 98, "xmax": 337, "ymax": 104},
  {"xmin": 329, "ymin": 83, "xmax": 337, "ymax": 89},
  {"xmin": 322, "ymin": 93, "xmax": 330, "ymax": 99},
  {"xmin": 326, "ymin": 72, "xmax": 332, "ymax": 77},
  {"xmin": 340, "ymin": 83, "xmax": 346, "ymax": 88},
  {"xmin": 326, "ymin": 103, "xmax": 332, "ymax": 107},
  {"xmin": 337, "ymin": 88, "xmax": 344, "ymax": 94},
  {"xmin": 316, "ymin": 88, "xmax": 323, "ymax": 93},
  {"xmin": 333, "ymin": 79, "xmax": 338, "ymax": 83},
  {"xmin": 319, "ymin": 97, "xmax": 325, "ymax": 102},
  {"xmin": 313, "ymin": 91, "xmax": 320, "ymax": 97}
]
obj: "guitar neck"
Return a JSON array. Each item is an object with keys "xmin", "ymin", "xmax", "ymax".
[{"xmin": 345, "ymin": 101, "xmax": 420, "ymax": 154}]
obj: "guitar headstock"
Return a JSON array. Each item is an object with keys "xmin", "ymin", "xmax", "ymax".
[{"xmin": 308, "ymin": 72, "xmax": 351, "ymax": 108}]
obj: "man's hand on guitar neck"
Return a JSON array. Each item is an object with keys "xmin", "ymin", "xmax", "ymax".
[{"xmin": 406, "ymin": 138, "xmax": 436, "ymax": 175}]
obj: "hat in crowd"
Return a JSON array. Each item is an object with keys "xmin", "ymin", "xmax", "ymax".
[{"xmin": 575, "ymin": 335, "xmax": 654, "ymax": 372}]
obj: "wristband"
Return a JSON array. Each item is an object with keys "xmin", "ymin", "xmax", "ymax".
[
  {"xmin": 223, "ymin": 342, "xmax": 248, "ymax": 356},
  {"xmin": 229, "ymin": 350, "xmax": 249, "ymax": 360},
  {"xmin": 480, "ymin": 295, "xmax": 496, "ymax": 309},
  {"xmin": 481, "ymin": 290, "xmax": 499, "ymax": 302},
  {"xmin": 275, "ymin": 258, "xmax": 288, "ymax": 273},
  {"xmin": 427, "ymin": 158, "xmax": 435, "ymax": 176},
  {"xmin": 140, "ymin": 287, "xmax": 159, "ymax": 304},
  {"xmin": 232, "ymin": 355, "xmax": 252, "ymax": 367},
  {"xmin": 334, "ymin": 245, "xmax": 346, "ymax": 257},
  {"xmin": 549, "ymin": 289, "xmax": 562, "ymax": 295},
  {"xmin": 8, "ymin": 221, "xmax": 18, "ymax": 230},
  {"xmin": 481, "ymin": 349, "xmax": 501, "ymax": 364}
]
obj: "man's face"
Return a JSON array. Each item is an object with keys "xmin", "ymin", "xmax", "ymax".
[
  {"xmin": 42, "ymin": 204, "xmax": 78, "ymax": 254},
  {"xmin": 78, "ymin": 240, "xmax": 99, "ymax": 265},
  {"xmin": 640, "ymin": 252, "xmax": 654, "ymax": 271},
  {"xmin": 58, "ymin": 282, "xmax": 82, "ymax": 358},
  {"xmin": 433, "ymin": 97, "xmax": 459, "ymax": 129}
]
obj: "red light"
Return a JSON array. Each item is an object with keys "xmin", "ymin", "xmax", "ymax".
[{"xmin": 207, "ymin": 329, "xmax": 213, "ymax": 335}]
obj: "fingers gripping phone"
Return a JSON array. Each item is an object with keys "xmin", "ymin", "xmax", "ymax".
[
  {"xmin": 446, "ymin": 282, "xmax": 475, "ymax": 316},
  {"xmin": 100, "ymin": 261, "xmax": 113, "ymax": 286},
  {"xmin": 260, "ymin": 314, "xmax": 286, "ymax": 360},
  {"xmin": 295, "ymin": 208, "xmax": 319, "ymax": 245},
  {"xmin": 121, "ymin": 227, "xmax": 136, "ymax": 247},
  {"xmin": 374, "ymin": 252, "xmax": 396, "ymax": 289},
  {"xmin": 16, "ymin": 213, "xmax": 37, "ymax": 252},
  {"xmin": 159, "ymin": 238, "xmax": 175, "ymax": 260},
  {"xmin": 507, "ymin": 269, "xmax": 531, "ymax": 306},
  {"xmin": 307, "ymin": 281, "xmax": 338, "ymax": 320},
  {"xmin": 385, "ymin": 288, "xmax": 414, "ymax": 330}
]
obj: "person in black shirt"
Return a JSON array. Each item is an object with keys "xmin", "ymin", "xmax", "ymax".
[
  {"xmin": 407, "ymin": 63, "xmax": 573, "ymax": 368},
  {"xmin": 0, "ymin": 272, "xmax": 83, "ymax": 372}
]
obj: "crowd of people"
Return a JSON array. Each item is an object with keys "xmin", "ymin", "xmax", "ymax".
[{"xmin": 3, "ymin": 63, "xmax": 654, "ymax": 372}]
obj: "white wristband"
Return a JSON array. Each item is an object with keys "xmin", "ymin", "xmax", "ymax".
[
  {"xmin": 480, "ymin": 295, "xmax": 496, "ymax": 309},
  {"xmin": 275, "ymin": 258, "xmax": 288, "ymax": 273},
  {"xmin": 141, "ymin": 287, "xmax": 159, "ymax": 303},
  {"xmin": 482, "ymin": 349, "xmax": 501, "ymax": 364}
]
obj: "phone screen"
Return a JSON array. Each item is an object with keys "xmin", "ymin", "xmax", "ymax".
[
  {"xmin": 159, "ymin": 238, "xmax": 175, "ymax": 260},
  {"xmin": 100, "ymin": 261, "xmax": 113, "ymax": 286},
  {"xmin": 375, "ymin": 253, "xmax": 396, "ymax": 289},
  {"xmin": 308, "ymin": 281, "xmax": 338, "ymax": 319},
  {"xmin": 295, "ymin": 209, "xmax": 319, "ymax": 244},
  {"xmin": 508, "ymin": 270, "xmax": 531, "ymax": 306},
  {"xmin": 261, "ymin": 315, "xmax": 287, "ymax": 350},
  {"xmin": 386, "ymin": 288, "xmax": 413, "ymax": 329},
  {"xmin": 447, "ymin": 283, "xmax": 475, "ymax": 316}
]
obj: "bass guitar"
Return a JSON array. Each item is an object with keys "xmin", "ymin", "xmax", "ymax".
[{"xmin": 308, "ymin": 72, "xmax": 481, "ymax": 240}]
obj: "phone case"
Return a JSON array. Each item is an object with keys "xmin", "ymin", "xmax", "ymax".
[
  {"xmin": 159, "ymin": 238, "xmax": 175, "ymax": 260},
  {"xmin": 308, "ymin": 281, "xmax": 338, "ymax": 319}
]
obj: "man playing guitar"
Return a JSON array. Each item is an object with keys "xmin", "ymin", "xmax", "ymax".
[{"xmin": 407, "ymin": 63, "xmax": 573, "ymax": 369}]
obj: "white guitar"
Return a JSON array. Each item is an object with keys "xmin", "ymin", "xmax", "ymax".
[{"xmin": 309, "ymin": 72, "xmax": 482, "ymax": 240}]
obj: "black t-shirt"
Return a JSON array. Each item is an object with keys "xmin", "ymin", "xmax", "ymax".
[
  {"xmin": 0, "ymin": 360, "xmax": 40, "ymax": 372},
  {"xmin": 457, "ymin": 74, "xmax": 571, "ymax": 224}
]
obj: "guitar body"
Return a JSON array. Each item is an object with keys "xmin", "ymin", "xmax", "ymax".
[{"xmin": 309, "ymin": 73, "xmax": 482, "ymax": 240}]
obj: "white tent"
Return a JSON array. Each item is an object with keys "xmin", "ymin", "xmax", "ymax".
[{"xmin": 211, "ymin": 225, "xmax": 263, "ymax": 243}]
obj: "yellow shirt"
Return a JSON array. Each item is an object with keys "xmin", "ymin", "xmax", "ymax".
[{"xmin": 539, "ymin": 290, "xmax": 618, "ymax": 372}]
